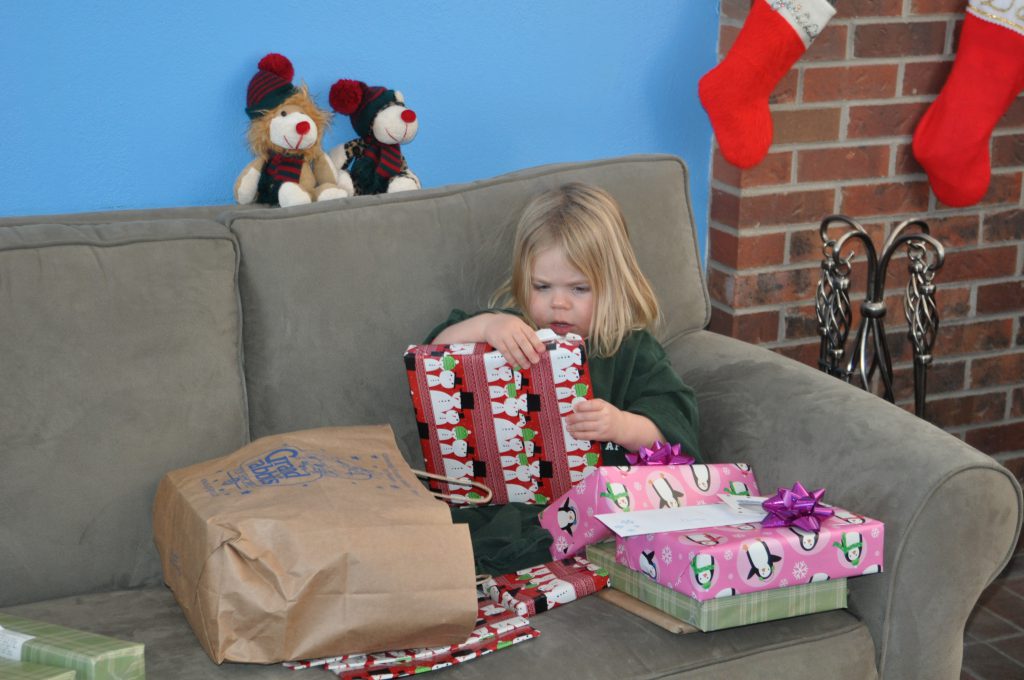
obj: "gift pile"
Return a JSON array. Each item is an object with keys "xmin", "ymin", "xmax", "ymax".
[
  {"xmin": 539, "ymin": 446, "xmax": 884, "ymax": 631},
  {"xmin": 405, "ymin": 330, "xmax": 602, "ymax": 505},
  {"xmin": 615, "ymin": 482, "xmax": 883, "ymax": 603}
]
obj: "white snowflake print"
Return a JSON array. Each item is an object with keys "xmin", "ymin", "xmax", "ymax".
[
  {"xmin": 616, "ymin": 544, "xmax": 626, "ymax": 559},
  {"xmin": 584, "ymin": 528, "xmax": 595, "ymax": 540},
  {"xmin": 587, "ymin": 507, "xmax": 594, "ymax": 517},
  {"xmin": 792, "ymin": 561, "xmax": 808, "ymax": 580},
  {"xmin": 724, "ymin": 549, "xmax": 733, "ymax": 561},
  {"xmin": 871, "ymin": 527, "xmax": 880, "ymax": 539},
  {"xmin": 661, "ymin": 546, "xmax": 673, "ymax": 564},
  {"xmin": 780, "ymin": 579, "xmax": 789, "ymax": 587},
  {"xmin": 555, "ymin": 536, "xmax": 569, "ymax": 553}
]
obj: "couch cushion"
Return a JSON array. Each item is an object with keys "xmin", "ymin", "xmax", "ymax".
[
  {"xmin": 0, "ymin": 587, "xmax": 877, "ymax": 679},
  {"xmin": 0, "ymin": 219, "xmax": 249, "ymax": 606},
  {"xmin": 221, "ymin": 154, "xmax": 709, "ymax": 465},
  {"xmin": 0, "ymin": 205, "xmax": 239, "ymax": 228}
]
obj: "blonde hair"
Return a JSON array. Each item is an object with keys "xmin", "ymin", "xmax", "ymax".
[{"xmin": 491, "ymin": 183, "xmax": 660, "ymax": 357}]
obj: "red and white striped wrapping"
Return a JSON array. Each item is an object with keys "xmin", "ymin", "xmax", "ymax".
[
  {"xmin": 480, "ymin": 556, "xmax": 610, "ymax": 618},
  {"xmin": 404, "ymin": 332, "xmax": 602, "ymax": 505},
  {"xmin": 284, "ymin": 595, "xmax": 540, "ymax": 678}
]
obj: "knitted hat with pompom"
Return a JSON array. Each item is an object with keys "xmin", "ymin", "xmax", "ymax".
[
  {"xmin": 329, "ymin": 79, "xmax": 398, "ymax": 138},
  {"xmin": 245, "ymin": 53, "xmax": 298, "ymax": 120}
]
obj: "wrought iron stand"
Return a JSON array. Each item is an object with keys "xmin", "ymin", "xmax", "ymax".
[{"xmin": 815, "ymin": 215, "xmax": 945, "ymax": 418}]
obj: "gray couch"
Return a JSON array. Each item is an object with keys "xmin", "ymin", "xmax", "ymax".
[{"xmin": 1, "ymin": 155, "xmax": 1020, "ymax": 679}]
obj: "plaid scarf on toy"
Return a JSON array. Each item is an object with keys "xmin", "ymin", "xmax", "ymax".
[
  {"xmin": 359, "ymin": 136, "xmax": 404, "ymax": 179},
  {"xmin": 264, "ymin": 153, "xmax": 304, "ymax": 182},
  {"xmin": 256, "ymin": 152, "xmax": 305, "ymax": 205}
]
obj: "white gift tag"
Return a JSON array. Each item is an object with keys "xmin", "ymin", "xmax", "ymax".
[
  {"xmin": 0, "ymin": 625, "xmax": 35, "ymax": 660},
  {"xmin": 718, "ymin": 493, "xmax": 770, "ymax": 515},
  {"xmin": 596, "ymin": 503, "xmax": 766, "ymax": 537}
]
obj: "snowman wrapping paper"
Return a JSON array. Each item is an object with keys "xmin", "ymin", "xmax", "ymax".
[
  {"xmin": 539, "ymin": 462, "xmax": 760, "ymax": 559},
  {"xmin": 616, "ymin": 505, "xmax": 884, "ymax": 602},
  {"xmin": 405, "ymin": 331, "xmax": 601, "ymax": 505},
  {"xmin": 479, "ymin": 556, "xmax": 610, "ymax": 618},
  {"xmin": 284, "ymin": 593, "xmax": 539, "ymax": 677}
]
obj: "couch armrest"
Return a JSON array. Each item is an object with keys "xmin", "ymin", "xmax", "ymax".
[{"xmin": 666, "ymin": 330, "xmax": 1022, "ymax": 680}]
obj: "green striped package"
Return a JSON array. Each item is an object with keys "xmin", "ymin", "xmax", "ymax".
[
  {"xmin": 586, "ymin": 542, "xmax": 847, "ymax": 632},
  {"xmin": 0, "ymin": 659, "xmax": 76, "ymax": 680},
  {"xmin": 0, "ymin": 614, "xmax": 144, "ymax": 680}
]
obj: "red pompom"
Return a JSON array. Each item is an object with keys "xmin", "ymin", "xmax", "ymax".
[
  {"xmin": 258, "ymin": 53, "xmax": 294, "ymax": 82},
  {"xmin": 329, "ymin": 79, "xmax": 365, "ymax": 115}
]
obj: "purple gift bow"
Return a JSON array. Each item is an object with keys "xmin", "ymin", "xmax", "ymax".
[
  {"xmin": 760, "ymin": 482, "xmax": 834, "ymax": 533},
  {"xmin": 624, "ymin": 441, "xmax": 695, "ymax": 466}
]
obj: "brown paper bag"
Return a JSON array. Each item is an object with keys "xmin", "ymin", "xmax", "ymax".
[{"xmin": 152, "ymin": 425, "xmax": 478, "ymax": 664}]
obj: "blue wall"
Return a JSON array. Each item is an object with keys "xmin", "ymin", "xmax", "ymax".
[{"xmin": 0, "ymin": 1, "xmax": 716, "ymax": 255}]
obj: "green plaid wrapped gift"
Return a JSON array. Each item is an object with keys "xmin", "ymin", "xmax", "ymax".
[
  {"xmin": 0, "ymin": 659, "xmax": 76, "ymax": 680},
  {"xmin": 0, "ymin": 614, "xmax": 144, "ymax": 680},
  {"xmin": 586, "ymin": 542, "xmax": 847, "ymax": 632}
]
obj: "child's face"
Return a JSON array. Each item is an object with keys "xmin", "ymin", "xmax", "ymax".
[{"xmin": 527, "ymin": 246, "xmax": 594, "ymax": 338}]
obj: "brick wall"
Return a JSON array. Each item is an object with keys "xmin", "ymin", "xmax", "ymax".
[{"xmin": 706, "ymin": 0, "xmax": 1024, "ymax": 485}]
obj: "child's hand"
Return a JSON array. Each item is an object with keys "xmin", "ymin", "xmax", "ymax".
[
  {"xmin": 567, "ymin": 400, "xmax": 667, "ymax": 452},
  {"xmin": 483, "ymin": 314, "xmax": 545, "ymax": 368},
  {"xmin": 565, "ymin": 399, "xmax": 624, "ymax": 443}
]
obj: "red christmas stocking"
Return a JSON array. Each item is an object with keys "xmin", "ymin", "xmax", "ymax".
[
  {"xmin": 699, "ymin": 0, "xmax": 836, "ymax": 169},
  {"xmin": 912, "ymin": 4, "xmax": 1024, "ymax": 207}
]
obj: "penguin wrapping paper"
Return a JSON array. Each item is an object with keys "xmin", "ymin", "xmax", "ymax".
[
  {"xmin": 479, "ymin": 556, "xmax": 610, "ymax": 618},
  {"xmin": 539, "ymin": 462, "xmax": 760, "ymax": 559},
  {"xmin": 152, "ymin": 426, "xmax": 478, "ymax": 664},
  {"xmin": 404, "ymin": 330, "xmax": 602, "ymax": 506},
  {"xmin": 615, "ymin": 506, "xmax": 884, "ymax": 602}
]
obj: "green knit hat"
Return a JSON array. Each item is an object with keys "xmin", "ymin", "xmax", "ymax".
[
  {"xmin": 329, "ymin": 78, "xmax": 398, "ymax": 138},
  {"xmin": 245, "ymin": 53, "xmax": 298, "ymax": 120}
]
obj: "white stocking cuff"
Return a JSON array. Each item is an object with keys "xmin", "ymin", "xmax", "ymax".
[
  {"xmin": 968, "ymin": 0, "xmax": 1024, "ymax": 37},
  {"xmin": 767, "ymin": 0, "xmax": 838, "ymax": 49}
]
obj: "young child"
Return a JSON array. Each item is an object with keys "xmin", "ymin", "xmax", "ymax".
[{"xmin": 427, "ymin": 182, "xmax": 700, "ymax": 460}]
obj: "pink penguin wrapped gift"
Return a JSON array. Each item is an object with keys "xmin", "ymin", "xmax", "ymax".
[
  {"xmin": 539, "ymin": 446, "xmax": 760, "ymax": 559},
  {"xmin": 615, "ymin": 483, "xmax": 885, "ymax": 602}
]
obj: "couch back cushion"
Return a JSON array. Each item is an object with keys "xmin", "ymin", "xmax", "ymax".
[
  {"xmin": 0, "ymin": 217, "xmax": 249, "ymax": 606},
  {"xmin": 223, "ymin": 155, "xmax": 707, "ymax": 465}
]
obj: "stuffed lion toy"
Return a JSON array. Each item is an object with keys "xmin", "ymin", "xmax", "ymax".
[{"xmin": 234, "ymin": 53, "xmax": 354, "ymax": 207}]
